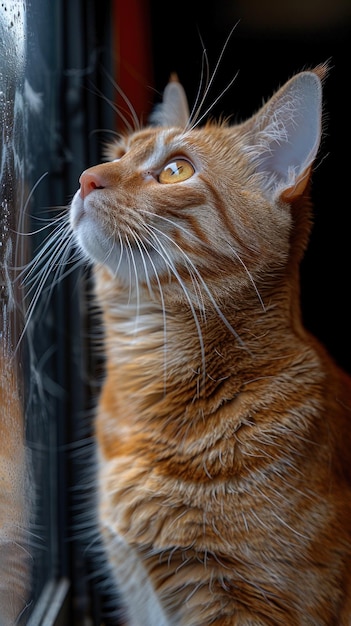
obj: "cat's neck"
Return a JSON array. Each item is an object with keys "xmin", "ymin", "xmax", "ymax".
[{"xmin": 94, "ymin": 265, "xmax": 308, "ymax": 389}]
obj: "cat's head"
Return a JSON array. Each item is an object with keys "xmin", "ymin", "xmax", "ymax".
[{"xmin": 70, "ymin": 66, "xmax": 325, "ymax": 308}]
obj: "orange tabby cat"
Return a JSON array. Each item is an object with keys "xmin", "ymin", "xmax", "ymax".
[{"xmin": 70, "ymin": 64, "xmax": 351, "ymax": 625}]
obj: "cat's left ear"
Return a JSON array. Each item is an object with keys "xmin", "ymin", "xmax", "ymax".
[
  {"xmin": 149, "ymin": 74, "xmax": 190, "ymax": 128},
  {"xmin": 245, "ymin": 65, "xmax": 327, "ymax": 201}
]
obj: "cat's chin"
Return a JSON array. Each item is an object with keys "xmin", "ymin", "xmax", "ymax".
[
  {"xmin": 70, "ymin": 190, "xmax": 166, "ymax": 283},
  {"xmin": 70, "ymin": 189, "xmax": 84, "ymax": 229},
  {"xmin": 70, "ymin": 189, "xmax": 118, "ymax": 271}
]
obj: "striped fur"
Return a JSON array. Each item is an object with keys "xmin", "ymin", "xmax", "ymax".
[{"xmin": 70, "ymin": 66, "xmax": 351, "ymax": 625}]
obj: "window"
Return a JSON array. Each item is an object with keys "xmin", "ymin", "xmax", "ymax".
[{"xmin": 1, "ymin": 1, "xmax": 116, "ymax": 623}]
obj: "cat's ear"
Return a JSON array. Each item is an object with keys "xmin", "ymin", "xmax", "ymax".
[
  {"xmin": 149, "ymin": 74, "xmax": 190, "ymax": 128},
  {"xmin": 244, "ymin": 66, "xmax": 326, "ymax": 201}
]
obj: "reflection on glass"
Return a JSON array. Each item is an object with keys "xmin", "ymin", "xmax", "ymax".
[{"xmin": 0, "ymin": 2, "xmax": 32, "ymax": 623}]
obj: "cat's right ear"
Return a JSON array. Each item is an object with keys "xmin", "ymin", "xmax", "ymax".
[{"xmin": 149, "ymin": 74, "xmax": 190, "ymax": 128}]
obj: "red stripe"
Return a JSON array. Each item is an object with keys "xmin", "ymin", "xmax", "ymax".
[{"xmin": 113, "ymin": 0, "xmax": 153, "ymax": 129}]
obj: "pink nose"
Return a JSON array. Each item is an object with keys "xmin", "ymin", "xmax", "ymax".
[{"xmin": 79, "ymin": 170, "xmax": 105, "ymax": 199}]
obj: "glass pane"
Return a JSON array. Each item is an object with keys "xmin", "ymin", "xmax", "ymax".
[
  {"xmin": 1, "ymin": 1, "xmax": 65, "ymax": 621},
  {"xmin": 1, "ymin": 1, "xmax": 118, "ymax": 622},
  {"xmin": 0, "ymin": 2, "xmax": 32, "ymax": 623}
]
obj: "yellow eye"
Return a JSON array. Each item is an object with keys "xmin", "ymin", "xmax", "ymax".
[{"xmin": 158, "ymin": 159, "xmax": 195, "ymax": 184}]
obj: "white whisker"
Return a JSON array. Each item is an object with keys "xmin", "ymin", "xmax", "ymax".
[
  {"xmin": 128, "ymin": 229, "xmax": 169, "ymax": 390},
  {"xmin": 92, "ymin": 68, "xmax": 141, "ymax": 133},
  {"xmin": 127, "ymin": 229, "xmax": 156, "ymax": 300},
  {"xmin": 18, "ymin": 172, "xmax": 49, "ymax": 222},
  {"xmin": 125, "ymin": 232, "xmax": 141, "ymax": 335},
  {"xmin": 143, "ymin": 214, "xmax": 246, "ymax": 350},
  {"xmin": 16, "ymin": 214, "xmax": 83, "ymax": 351},
  {"xmin": 141, "ymin": 223, "xmax": 207, "ymax": 384},
  {"xmin": 110, "ymin": 230, "xmax": 125, "ymax": 278},
  {"xmin": 14, "ymin": 208, "xmax": 66, "ymax": 238},
  {"xmin": 19, "ymin": 219, "xmax": 70, "ymax": 286},
  {"xmin": 188, "ymin": 24, "xmax": 240, "ymax": 129},
  {"xmin": 187, "ymin": 40, "xmax": 210, "ymax": 129},
  {"xmin": 227, "ymin": 243, "xmax": 266, "ymax": 312}
]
